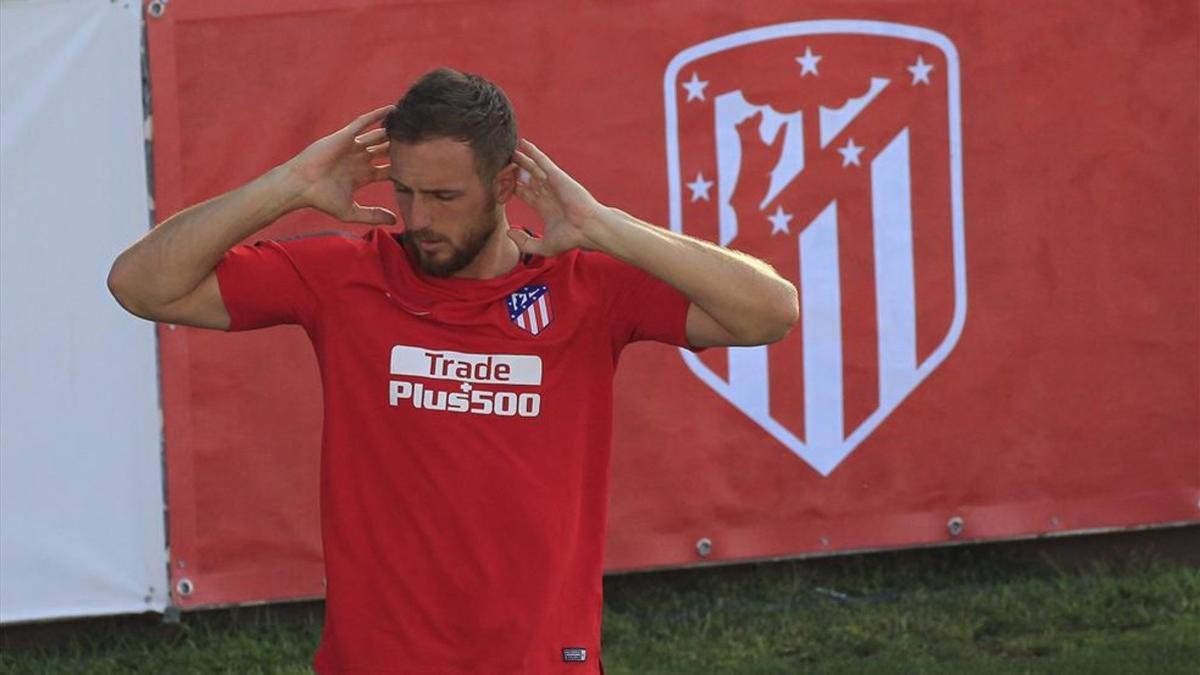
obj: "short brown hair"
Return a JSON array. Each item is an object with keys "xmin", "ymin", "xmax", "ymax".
[{"xmin": 384, "ymin": 68, "xmax": 517, "ymax": 182}]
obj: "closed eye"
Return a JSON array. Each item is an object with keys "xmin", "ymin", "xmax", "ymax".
[{"xmin": 389, "ymin": 179, "xmax": 459, "ymax": 201}]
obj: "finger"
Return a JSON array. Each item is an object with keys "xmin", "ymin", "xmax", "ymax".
[
  {"xmin": 371, "ymin": 164, "xmax": 392, "ymax": 181},
  {"xmin": 345, "ymin": 202, "xmax": 397, "ymax": 225},
  {"xmin": 348, "ymin": 104, "xmax": 396, "ymax": 135},
  {"xmin": 366, "ymin": 141, "xmax": 390, "ymax": 155},
  {"xmin": 506, "ymin": 228, "xmax": 546, "ymax": 257},
  {"xmin": 355, "ymin": 128, "xmax": 387, "ymax": 146},
  {"xmin": 511, "ymin": 150, "xmax": 546, "ymax": 184},
  {"xmin": 519, "ymin": 139, "xmax": 560, "ymax": 173},
  {"xmin": 513, "ymin": 180, "xmax": 542, "ymax": 204}
]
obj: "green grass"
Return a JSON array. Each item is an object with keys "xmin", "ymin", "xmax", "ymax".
[
  {"xmin": 2, "ymin": 541, "xmax": 1197, "ymax": 674},
  {"xmin": 600, "ymin": 544, "xmax": 1199, "ymax": 674}
]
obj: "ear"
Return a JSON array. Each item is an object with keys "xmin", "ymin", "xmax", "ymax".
[{"xmin": 492, "ymin": 162, "xmax": 520, "ymax": 204}]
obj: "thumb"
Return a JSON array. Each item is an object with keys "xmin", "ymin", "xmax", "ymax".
[
  {"xmin": 345, "ymin": 203, "xmax": 397, "ymax": 225},
  {"xmin": 507, "ymin": 227, "xmax": 547, "ymax": 257}
]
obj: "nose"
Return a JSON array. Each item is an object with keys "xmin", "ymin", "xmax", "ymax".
[
  {"xmin": 407, "ymin": 195, "xmax": 435, "ymax": 233},
  {"xmin": 398, "ymin": 190, "xmax": 432, "ymax": 233}
]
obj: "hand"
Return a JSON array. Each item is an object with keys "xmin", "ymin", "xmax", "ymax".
[
  {"xmin": 508, "ymin": 139, "xmax": 606, "ymax": 256},
  {"xmin": 281, "ymin": 105, "xmax": 398, "ymax": 225}
]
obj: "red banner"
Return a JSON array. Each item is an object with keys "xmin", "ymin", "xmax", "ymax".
[{"xmin": 147, "ymin": 0, "xmax": 1199, "ymax": 607}]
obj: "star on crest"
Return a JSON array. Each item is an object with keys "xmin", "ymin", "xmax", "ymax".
[
  {"xmin": 682, "ymin": 72, "xmax": 709, "ymax": 102},
  {"xmin": 838, "ymin": 138, "xmax": 865, "ymax": 167},
  {"xmin": 767, "ymin": 205, "xmax": 793, "ymax": 235},
  {"xmin": 686, "ymin": 172, "xmax": 714, "ymax": 202},
  {"xmin": 908, "ymin": 55, "xmax": 934, "ymax": 85},
  {"xmin": 796, "ymin": 46, "xmax": 822, "ymax": 77},
  {"xmin": 459, "ymin": 382, "xmax": 472, "ymax": 393}
]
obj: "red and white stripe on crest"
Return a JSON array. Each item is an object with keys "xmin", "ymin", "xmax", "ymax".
[{"xmin": 515, "ymin": 295, "xmax": 554, "ymax": 335}]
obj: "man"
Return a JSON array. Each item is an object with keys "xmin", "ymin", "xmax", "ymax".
[{"xmin": 108, "ymin": 68, "xmax": 798, "ymax": 674}]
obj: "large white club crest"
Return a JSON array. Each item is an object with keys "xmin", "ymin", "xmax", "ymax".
[{"xmin": 665, "ymin": 21, "xmax": 967, "ymax": 476}]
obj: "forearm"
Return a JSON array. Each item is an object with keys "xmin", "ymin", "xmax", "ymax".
[
  {"xmin": 108, "ymin": 163, "xmax": 305, "ymax": 309},
  {"xmin": 586, "ymin": 207, "xmax": 798, "ymax": 341}
]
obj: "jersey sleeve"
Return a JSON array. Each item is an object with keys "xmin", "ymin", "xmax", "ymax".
[
  {"xmin": 586, "ymin": 251, "xmax": 705, "ymax": 352},
  {"xmin": 213, "ymin": 231, "xmax": 358, "ymax": 332}
]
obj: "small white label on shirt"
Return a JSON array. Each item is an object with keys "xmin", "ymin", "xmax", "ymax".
[{"xmin": 562, "ymin": 647, "xmax": 587, "ymax": 663}]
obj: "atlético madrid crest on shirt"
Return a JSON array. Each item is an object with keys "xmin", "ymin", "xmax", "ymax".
[
  {"xmin": 664, "ymin": 21, "xmax": 967, "ymax": 476},
  {"xmin": 506, "ymin": 284, "xmax": 553, "ymax": 335}
]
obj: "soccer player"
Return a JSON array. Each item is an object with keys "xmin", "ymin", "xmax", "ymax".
[{"xmin": 108, "ymin": 68, "xmax": 798, "ymax": 674}]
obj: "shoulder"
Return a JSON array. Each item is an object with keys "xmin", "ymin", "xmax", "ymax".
[
  {"xmin": 259, "ymin": 228, "xmax": 384, "ymax": 265},
  {"xmin": 571, "ymin": 248, "xmax": 652, "ymax": 288},
  {"xmin": 238, "ymin": 228, "xmax": 378, "ymax": 287},
  {"xmin": 549, "ymin": 248, "xmax": 617, "ymax": 289},
  {"xmin": 271, "ymin": 229, "xmax": 368, "ymax": 253},
  {"xmin": 571, "ymin": 248, "xmax": 625, "ymax": 276}
]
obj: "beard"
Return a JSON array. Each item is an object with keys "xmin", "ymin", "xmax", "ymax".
[{"xmin": 409, "ymin": 198, "xmax": 499, "ymax": 278}]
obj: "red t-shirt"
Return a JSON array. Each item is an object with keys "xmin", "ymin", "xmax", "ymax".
[{"xmin": 214, "ymin": 227, "xmax": 697, "ymax": 674}]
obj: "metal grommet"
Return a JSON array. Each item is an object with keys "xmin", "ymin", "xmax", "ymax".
[
  {"xmin": 947, "ymin": 516, "xmax": 965, "ymax": 537},
  {"xmin": 147, "ymin": 1, "xmax": 166, "ymax": 18},
  {"xmin": 695, "ymin": 537, "xmax": 713, "ymax": 558},
  {"xmin": 176, "ymin": 578, "xmax": 194, "ymax": 597}
]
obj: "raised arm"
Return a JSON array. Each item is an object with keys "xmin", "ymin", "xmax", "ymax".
[
  {"xmin": 507, "ymin": 139, "xmax": 798, "ymax": 348},
  {"xmin": 106, "ymin": 105, "xmax": 398, "ymax": 329}
]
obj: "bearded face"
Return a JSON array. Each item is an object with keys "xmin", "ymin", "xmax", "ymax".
[
  {"xmin": 388, "ymin": 137, "xmax": 511, "ymax": 279},
  {"xmin": 408, "ymin": 192, "xmax": 500, "ymax": 277}
]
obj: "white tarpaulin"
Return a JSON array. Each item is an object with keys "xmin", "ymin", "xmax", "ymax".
[{"xmin": 0, "ymin": 0, "xmax": 168, "ymax": 623}]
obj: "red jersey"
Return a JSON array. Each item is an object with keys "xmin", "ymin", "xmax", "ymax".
[{"xmin": 214, "ymin": 227, "xmax": 697, "ymax": 674}]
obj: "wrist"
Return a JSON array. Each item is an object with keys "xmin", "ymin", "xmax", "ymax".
[
  {"xmin": 263, "ymin": 161, "xmax": 311, "ymax": 214},
  {"xmin": 580, "ymin": 205, "xmax": 627, "ymax": 254}
]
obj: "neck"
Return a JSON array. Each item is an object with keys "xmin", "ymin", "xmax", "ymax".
[{"xmin": 450, "ymin": 210, "xmax": 522, "ymax": 280}]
